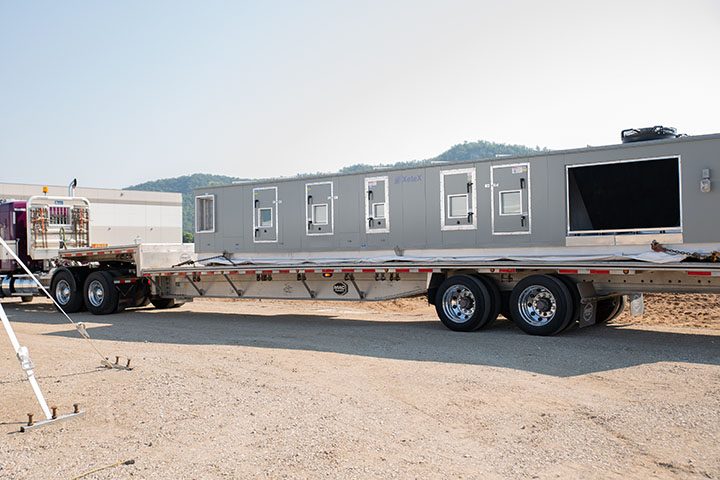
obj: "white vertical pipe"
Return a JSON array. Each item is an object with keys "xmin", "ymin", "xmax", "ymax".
[{"xmin": 0, "ymin": 275, "xmax": 53, "ymax": 420}]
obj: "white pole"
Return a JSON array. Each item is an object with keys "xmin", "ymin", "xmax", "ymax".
[
  {"xmin": 0, "ymin": 302, "xmax": 53, "ymax": 420},
  {"xmin": 0, "ymin": 235, "xmax": 110, "ymax": 366}
]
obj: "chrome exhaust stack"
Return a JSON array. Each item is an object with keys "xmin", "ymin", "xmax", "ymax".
[{"xmin": 68, "ymin": 178, "xmax": 77, "ymax": 197}]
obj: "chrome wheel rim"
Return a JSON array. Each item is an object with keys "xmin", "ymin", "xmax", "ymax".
[
  {"xmin": 87, "ymin": 280, "xmax": 105, "ymax": 307},
  {"xmin": 442, "ymin": 285, "xmax": 476, "ymax": 323},
  {"xmin": 55, "ymin": 279, "xmax": 72, "ymax": 305},
  {"xmin": 518, "ymin": 285, "xmax": 557, "ymax": 327}
]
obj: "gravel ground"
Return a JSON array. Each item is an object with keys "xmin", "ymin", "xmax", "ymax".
[{"xmin": 1, "ymin": 295, "xmax": 719, "ymax": 479}]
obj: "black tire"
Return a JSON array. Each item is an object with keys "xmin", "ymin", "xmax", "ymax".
[
  {"xmin": 434, "ymin": 275, "xmax": 492, "ymax": 332},
  {"xmin": 20, "ymin": 296, "xmax": 34, "ymax": 303},
  {"xmin": 83, "ymin": 271, "xmax": 119, "ymax": 315},
  {"xmin": 509, "ymin": 275, "xmax": 574, "ymax": 336},
  {"xmin": 50, "ymin": 269, "xmax": 85, "ymax": 313},
  {"xmin": 473, "ymin": 275, "xmax": 501, "ymax": 328},
  {"xmin": 150, "ymin": 298, "xmax": 184, "ymax": 309},
  {"xmin": 595, "ymin": 296, "xmax": 625, "ymax": 324},
  {"xmin": 554, "ymin": 275, "xmax": 581, "ymax": 332}
]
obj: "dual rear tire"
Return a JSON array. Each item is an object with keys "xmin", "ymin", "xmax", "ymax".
[
  {"xmin": 51, "ymin": 268, "xmax": 118, "ymax": 314},
  {"xmin": 434, "ymin": 274, "xmax": 501, "ymax": 332},
  {"xmin": 83, "ymin": 271, "xmax": 122, "ymax": 315},
  {"xmin": 436, "ymin": 273, "xmax": 578, "ymax": 336},
  {"xmin": 509, "ymin": 275, "xmax": 575, "ymax": 336},
  {"xmin": 51, "ymin": 268, "xmax": 179, "ymax": 315}
]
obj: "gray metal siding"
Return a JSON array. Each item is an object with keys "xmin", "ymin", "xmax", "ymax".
[{"xmin": 194, "ymin": 135, "xmax": 720, "ymax": 255}]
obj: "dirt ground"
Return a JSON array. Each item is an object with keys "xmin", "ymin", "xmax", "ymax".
[{"xmin": 1, "ymin": 294, "xmax": 719, "ymax": 479}]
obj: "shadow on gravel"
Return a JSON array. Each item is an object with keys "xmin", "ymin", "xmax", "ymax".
[{"xmin": 3, "ymin": 301, "xmax": 719, "ymax": 377}]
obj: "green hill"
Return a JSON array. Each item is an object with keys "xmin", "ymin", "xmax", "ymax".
[{"xmin": 126, "ymin": 140, "xmax": 545, "ymax": 241}]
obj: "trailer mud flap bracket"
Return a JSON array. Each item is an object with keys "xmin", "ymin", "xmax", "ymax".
[
  {"xmin": 223, "ymin": 274, "xmax": 243, "ymax": 297},
  {"xmin": 345, "ymin": 274, "xmax": 366, "ymax": 299},
  {"xmin": 297, "ymin": 273, "xmax": 315, "ymax": 298},
  {"xmin": 185, "ymin": 276, "xmax": 204, "ymax": 296}
]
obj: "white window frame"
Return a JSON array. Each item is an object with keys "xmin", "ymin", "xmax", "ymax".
[
  {"xmin": 498, "ymin": 189, "xmax": 523, "ymax": 216},
  {"xmin": 257, "ymin": 207, "xmax": 273, "ymax": 228},
  {"xmin": 364, "ymin": 176, "xmax": 390, "ymax": 234},
  {"xmin": 440, "ymin": 168, "xmax": 477, "ymax": 231},
  {"xmin": 195, "ymin": 194, "xmax": 216, "ymax": 234},
  {"xmin": 311, "ymin": 203, "xmax": 329, "ymax": 225},
  {"xmin": 565, "ymin": 155, "xmax": 682, "ymax": 236},
  {"xmin": 372, "ymin": 202, "xmax": 386, "ymax": 219},
  {"xmin": 447, "ymin": 193, "xmax": 469, "ymax": 219}
]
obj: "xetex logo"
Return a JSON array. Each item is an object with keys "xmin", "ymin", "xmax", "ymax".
[{"xmin": 394, "ymin": 174, "xmax": 423, "ymax": 184}]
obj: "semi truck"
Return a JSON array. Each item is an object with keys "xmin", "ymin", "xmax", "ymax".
[{"xmin": 2, "ymin": 128, "xmax": 719, "ymax": 335}]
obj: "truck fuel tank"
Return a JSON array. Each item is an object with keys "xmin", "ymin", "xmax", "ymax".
[{"xmin": 0, "ymin": 275, "xmax": 39, "ymax": 297}]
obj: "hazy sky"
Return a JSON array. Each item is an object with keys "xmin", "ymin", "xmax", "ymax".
[{"xmin": 1, "ymin": 0, "xmax": 719, "ymax": 188}]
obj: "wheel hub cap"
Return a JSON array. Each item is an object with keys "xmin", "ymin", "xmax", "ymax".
[
  {"xmin": 442, "ymin": 285, "xmax": 476, "ymax": 323},
  {"xmin": 55, "ymin": 279, "xmax": 72, "ymax": 305},
  {"xmin": 518, "ymin": 286, "xmax": 557, "ymax": 327},
  {"xmin": 87, "ymin": 280, "xmax": 105, "ymax": 307}
]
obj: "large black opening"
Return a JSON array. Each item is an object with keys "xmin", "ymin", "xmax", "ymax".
[{"xmin": 567, "ymin": 157, "xmax": 681, "ymax": 233}]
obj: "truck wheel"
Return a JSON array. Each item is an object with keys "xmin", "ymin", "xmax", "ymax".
[
  {"xmin": 595, "ymin": 296, "xmax": 625, "ymax": 324},
  {"xmin": 51, "ymin": 269, "xmax": 85, "ymax": 313},
  {"xmin": 435, "ymin": 275, "xmax": 492, "ymax": 332},
  {"xmin": 150, "ymin": 298, "xmax": 184, "ymax": 309},
  {"xmin": 509, "ymin": 275, "xmax": 574, "ymax": 336},
  {"xmin": 83, "ymin": 271, "xmax": 120, "ymax": 315}
]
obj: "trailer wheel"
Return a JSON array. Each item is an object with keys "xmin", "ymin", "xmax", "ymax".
[
  {"xmin": 472, "ymin": 275, "xmax": 501, "ymax": 328},
  {"xmin": 435, "ymin": 275, "xmax": 492, "ymax": 332},
  {"xmin": 150, "ymin": 298, "xmax": 184, "ymax": 309},
  {"xmin": 83, "ymin": 271, "xmax": 120, "ymax": 315},
  {"xmin": 51, "ymin": 269, "xmax": 85, "ymax": 313},
  {"xmin": 509, "ymin": 275, "xmax": 574, "ymax": 336},
  {"xmin": 595, "ymin": 296, "xmax": 625, "ymax": 324},
  {"xmin": 20, "ymin": 296, "xmax": 34, "ymax": 303},
  {"xmin": 553, "ymin": 275, "xmax": 581, "ymax": 332}
]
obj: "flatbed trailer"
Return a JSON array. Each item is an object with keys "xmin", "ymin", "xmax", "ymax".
[
  {"xmin": 3, "ymin": 129, "xmax": 719, "ymax": 335},
  {"xmin": 52, "ymin": 243, "xmax": 720, "ymax": 336}
]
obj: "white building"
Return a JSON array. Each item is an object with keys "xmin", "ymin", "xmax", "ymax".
[{"xmin": 0, "ymin": 182, "xmax": 182, "ymax": 245}]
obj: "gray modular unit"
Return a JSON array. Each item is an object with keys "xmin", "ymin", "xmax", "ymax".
[{"xmin": 194, "ymin": 134, "xmax": 720, "ymax": 257}]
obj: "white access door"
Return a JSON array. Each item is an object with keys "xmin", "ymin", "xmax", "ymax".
[
  {"xmin": 492, "ymin": 163, "xmax": 530, "ymax": 234},
  {"xmin": 253, "ymin": 187, "xmax": 278, "ymax": 243}
]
